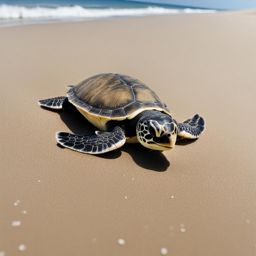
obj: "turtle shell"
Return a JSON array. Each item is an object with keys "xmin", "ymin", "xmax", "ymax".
[{"xmin": 67, "ymin": 73, "xmax": 170, "ymax": 119}]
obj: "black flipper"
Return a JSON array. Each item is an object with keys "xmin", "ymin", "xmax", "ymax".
[
  {"xmin": 38, "ymin": 96, "xmax": 68, "ymax": 110},
  {"xmin": 56, "ymin": 126, "xmax": 126, "ymax": 154},
  {"xmin": 177, "ymin": 114, "xmax": 205, "ymax": 139}
]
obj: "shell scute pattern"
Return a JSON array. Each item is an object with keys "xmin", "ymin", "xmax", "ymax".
[
  {"xmin": 133, "ymin": 85, "xmax": 161, "ymax": 103},
  {"xmin": 67, "ymin": 73, "xmax": 169, "ymax": 119},
  {"xmin": 99, "ymin": 109, "xmax": 113, "ymax": 117},
  {"xmin": 122, "ymin": 101, "xmax": 141, "ymax": 115},
  {"xmin": 111, "ymin": 108, "xmax": 127, "ymax": 118},
  {"xmin": 72, "ymin": 73, "xmax": 133, "ymax": 109}
]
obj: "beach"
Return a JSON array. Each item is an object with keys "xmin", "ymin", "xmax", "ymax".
[{"xmin": 1, "ymin": 11, "xmax": 256, "ymax": 256}]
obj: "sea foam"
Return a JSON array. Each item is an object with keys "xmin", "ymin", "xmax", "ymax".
[{"xmin": 0, "ymin": 4, "xmax": 215, "ymax": 20}]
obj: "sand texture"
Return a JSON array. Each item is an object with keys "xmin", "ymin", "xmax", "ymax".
[{"xmin": 1, "ymin": 11, "xmax": 256, "ymax": 256}]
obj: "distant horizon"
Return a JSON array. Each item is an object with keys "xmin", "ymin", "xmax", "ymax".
[
  {"xmin": 0, "ymin": 0, "xmax": 256, "ymax": 10},
  {"xmin": 0, "ymin": 0, "xmax": 222, "ymax": 11}
]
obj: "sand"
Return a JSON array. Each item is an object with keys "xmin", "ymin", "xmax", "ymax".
[{"xmin": 1, "ymin": 11, "xmax": 256, "ymax": 256}]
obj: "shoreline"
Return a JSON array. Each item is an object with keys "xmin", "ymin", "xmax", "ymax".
[
  {"xmin": 0, "ymin": 11, "xmax": 220, "ymax": 28},
  {"xmin": 0, "ymin": 7, "xmax": 219, "ymax": 28},
  {"xmin": 2, "ymin": 7, "xmax": 254, "ymax": 28}
]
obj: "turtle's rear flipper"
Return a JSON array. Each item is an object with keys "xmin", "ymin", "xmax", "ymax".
[
  {"xmin": 177, "ymin": 114, "xmax": 205, "ymax": 139},
  {"xmin": 56, "ymin": 126, "xmax": 126, "ymax": 154},
  {"xmin": 38, "ymin": 96, "xmax": 68, "ymax": 110}
]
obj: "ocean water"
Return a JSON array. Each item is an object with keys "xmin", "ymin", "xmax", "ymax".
[{"xmin": 1, "ymin": 0, "xmax": 252, "ymax": 26}]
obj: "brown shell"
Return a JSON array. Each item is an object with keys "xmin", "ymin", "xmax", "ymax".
[{"xmin": 67, "ymin": 73, "xmax": 169, "ymax": 119}]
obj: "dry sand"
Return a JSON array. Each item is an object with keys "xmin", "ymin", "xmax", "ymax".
[{"xmin": 1, "ymin": 11, "xmax": 256, "ymax": 256}]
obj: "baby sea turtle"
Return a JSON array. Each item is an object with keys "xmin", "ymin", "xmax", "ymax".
[{"xmin": 38, "ymin": 73, "xmax": 205, "ymax": 154}]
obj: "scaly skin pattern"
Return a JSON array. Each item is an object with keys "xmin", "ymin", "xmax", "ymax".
[{"xmin": 56, "ymin": 126, "xmax": 126, "ymax": 154}]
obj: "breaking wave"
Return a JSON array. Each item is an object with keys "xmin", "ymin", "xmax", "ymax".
[{"xmin": 0, "ymin": 4, "xmax": 216, "ymax": 20}]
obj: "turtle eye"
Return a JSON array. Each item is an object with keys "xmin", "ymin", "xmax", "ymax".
[
  {"xmin": 149, "ymin": 126, "xmax": 155, "ymax": 136},
  {"xmin": 170, "ymin": 123, "xmax": 174, "ymax": 132}
]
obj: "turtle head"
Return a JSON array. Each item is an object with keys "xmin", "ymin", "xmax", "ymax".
[{"xmin": 136, "ymin": 111, "xmax": 178, "ymax": 151}]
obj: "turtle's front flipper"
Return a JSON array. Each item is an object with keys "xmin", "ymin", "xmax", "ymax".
[
  {"xmin": 38, "ymin": 96, "xmax": 68, "ymax": 110},
  {"xmin": 177, "ymin": 114, "xmax": 205, "ymax": 139},
  {"xmin": 56, "ymin": 126, "xmax": 126, "ymax": 154}
]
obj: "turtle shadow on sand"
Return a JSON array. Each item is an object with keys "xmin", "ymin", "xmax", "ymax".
[
  {"xmin": 122, "ymin": 144, "xmax": 170, "ymax": 172},
  {"xmin": 55, "ymin": 106, "xmax": 170, "ymax": 172}
]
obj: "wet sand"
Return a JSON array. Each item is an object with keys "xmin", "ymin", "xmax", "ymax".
[{"xmin": 1, "ymin": 11, "xmax": 256, "ymax": 256}]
